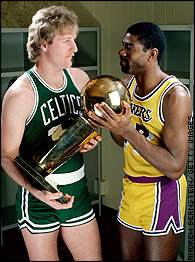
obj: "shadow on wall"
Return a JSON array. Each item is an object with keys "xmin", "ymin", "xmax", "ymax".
[{"xmin": 1, "ymin": 1, "xmax": 100, "ymax": 27}]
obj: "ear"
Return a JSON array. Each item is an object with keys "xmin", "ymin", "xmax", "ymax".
[
  {"xmin": 40, "ymin": 42, "xmax": 48, "ymax": 52},
  {"xmin": 148, "ymin": 48, "xmax": 158, "ymax": 62}
]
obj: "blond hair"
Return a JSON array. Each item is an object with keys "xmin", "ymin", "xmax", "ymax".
[{"xmin": 27, "ymin": 5, "xmax": 78, "ymax": 63}]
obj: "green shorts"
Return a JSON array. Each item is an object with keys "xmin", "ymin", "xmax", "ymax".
[{"xmin": 16, "ymin": 176, "xmax": 95, "ymax": 233}]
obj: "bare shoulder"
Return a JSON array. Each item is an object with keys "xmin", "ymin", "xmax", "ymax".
[
  {"xmin": 165, "ymin": 84, "xmax": 191, "ymax": 101},
  {"xmin": 163, "ymin": 84, "xmax": 192, "ymax": 118},
  {"xmin": 2, "ymin": 73, "xmax": 35, "ymax": 117},
  {"xmin": 68, "ymin": 67, "xmax": 90, "ymax": 91},
  {"xmin": 4, "ymin": 74, "xmax": 33, "ymax": 98}
]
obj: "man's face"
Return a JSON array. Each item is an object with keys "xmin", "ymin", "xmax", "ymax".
[
  {"xmin": 118, "ymin": 33, "xmax": 149, "ymax": 75},
  {"xmin": 42, "ymin": 28, "xmax": 78, "ymax": 69}
]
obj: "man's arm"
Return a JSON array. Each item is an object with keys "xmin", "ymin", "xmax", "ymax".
[
  {"xmin": 110, "ymin": 132, "xmax": 125, "ymax": 147},
  {"xmin": 1, "ymin": 77, "xmax": 74, "ymax": 209},
  {"xmin": 87, "ymin": 86, "xmax": 192, "ymax": 180}
]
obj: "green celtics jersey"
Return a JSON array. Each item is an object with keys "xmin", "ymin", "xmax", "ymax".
[{"xmin": 19, "ymin": 68, "xmax": 83, "ymax": 173}]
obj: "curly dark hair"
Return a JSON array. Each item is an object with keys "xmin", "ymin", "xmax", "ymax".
[{"xmin": 126, "ymin": 22, "xmax": 165, "ymax": 63}]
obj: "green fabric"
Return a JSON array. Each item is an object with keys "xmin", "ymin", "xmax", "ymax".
[
  {"xmin": 19, "ymin": 68, "xmax": 83, "ymax": 172},
  {"xmin": 16, "ymin": 176, "xmax": 93, "ymax": 233}
]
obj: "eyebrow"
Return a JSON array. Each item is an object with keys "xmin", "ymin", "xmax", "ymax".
[
  {"xmin": 122, "ymin": 40, "xmax": 134, "ymax": 47},
  {"xmin": 62, "ymin": 35, "xmax": 75, "ymax": 39}
]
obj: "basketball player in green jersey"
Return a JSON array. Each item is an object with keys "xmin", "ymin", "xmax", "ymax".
[
  {"xmin": 1, "ymin": 5, "xmax": 102, "ymax": 261},
  {"xmin": 87, "ymin": 22, "xmax": 192, "ymax": 260}
]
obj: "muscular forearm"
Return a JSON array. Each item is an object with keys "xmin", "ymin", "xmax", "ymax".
[
  {"xmin": 1, "ymin": 155, "xmax": 36, "ymax": 193},
  {"xmin": 122, "ymin": 127, "xmax": 185, "ymax": 180},
  {"xmin": 1, "ymin": 155, "xmax": 74, "ymax": 209}
]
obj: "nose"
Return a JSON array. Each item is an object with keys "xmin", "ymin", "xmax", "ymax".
[
  {"xmin": 118, "ymin": 48, "xmax": 127, "ymax": 57},
  {"xmin": 72, "ymin": 39, "xmax": 78, "ymax": 54}
]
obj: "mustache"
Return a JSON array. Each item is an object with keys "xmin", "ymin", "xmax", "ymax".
[{"xmin": 119, "ymin": 56, "xmax": 128, "ymax": 62}]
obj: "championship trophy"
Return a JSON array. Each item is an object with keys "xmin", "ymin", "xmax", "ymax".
[{"xmin": 15, "ymin": 75, "xmax": 130, "ymax": 204}]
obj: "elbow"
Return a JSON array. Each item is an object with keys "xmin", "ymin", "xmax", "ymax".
[
  {"xmin": 165, "ymin": 164, "xmax": 186, "ymax": 181},
  {"xmin": 1, "ymin": 155, "xmax": 10, "ymax": 169},
  {"xmin": 1, "ymin": 153, "xmax": 16, "ymax": 170},
  {"xmin": 167, "ymin": 171, "xmax": 183, "ymax": 181}
]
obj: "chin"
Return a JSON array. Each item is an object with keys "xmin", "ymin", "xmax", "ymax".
[
  {"xmin": 121, "ymin": 66, "xmax": 130, "ymax": 74},
  {"xmin": 64, "ymin": 61, "xmax": 72, "ymax": 68}
]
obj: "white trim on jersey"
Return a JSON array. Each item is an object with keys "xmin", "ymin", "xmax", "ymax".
[
  {"xmin": 31, "ymin": 68, "xmax": 67, "ymax": 93},
  {"xmin": 158, "ymin": 80, "xmax": 191, "ymax": 124},
  {"xmin": 25, "ymin": 72, "xmax": 39, "ymax": 126}
]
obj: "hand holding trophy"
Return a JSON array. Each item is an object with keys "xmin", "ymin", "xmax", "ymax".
[{"xmin": 15, "ymin": 75, "xmax": 130, "ymax": 204}]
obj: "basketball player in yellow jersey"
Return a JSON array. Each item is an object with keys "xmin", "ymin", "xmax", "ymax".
[{"xmin": 88, "ymin": 22, "xmax": 192, "ymax": 261}]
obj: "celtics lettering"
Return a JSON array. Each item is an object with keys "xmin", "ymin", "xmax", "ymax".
[{"xmin": 40, "ymin": 94, "xmax": 81, "ymax": 126}]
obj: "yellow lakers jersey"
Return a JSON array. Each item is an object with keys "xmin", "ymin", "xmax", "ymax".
[{"xmin": 123, "ymin": 75, "xmax": 190, "ymax": 178}]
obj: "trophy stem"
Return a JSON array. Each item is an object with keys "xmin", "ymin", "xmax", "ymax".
[
  {"xmin": 15, "ymin": 156, "xmax": 69, "ymax": 204},
  {"xmin": 14, "ymin": 115, "xmax": 99, "ymax": 204}
]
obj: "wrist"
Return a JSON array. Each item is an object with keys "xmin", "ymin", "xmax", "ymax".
[{"xmin": 120, "ymin": 123, "xmax": 133, "ymax": 139}]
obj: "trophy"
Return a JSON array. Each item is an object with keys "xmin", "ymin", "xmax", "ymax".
[
  {"xmin": 15, "ymin": 75, "xmax": 130, "ymax": 204},
  {"xmin": 81, "ymin": 74, "xmax": 130, "ymax": 115}
]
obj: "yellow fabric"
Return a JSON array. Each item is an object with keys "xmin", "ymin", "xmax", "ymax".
[
  {"xmin": 123, "ymin": 75, "xmax": 188, "ymax": 178},
  {"xmin": 118, "ymin": 174, "xmax": 187, "ymax": 235}
]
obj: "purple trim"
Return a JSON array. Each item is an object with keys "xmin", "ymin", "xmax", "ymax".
[
  {"xmin": 125, "ymin": 174, "xmax": 169, "ymax": 183},
  {"xmin": 155, "ymin": 180, "xmax": 180, "ymax": 230},
  {"xmin": 133, "ymin": 75, "xmax": 175, "ymax": 101},
  {"xmin": 127, "ymin": 76, "xmax": 135, "ymax": 89}
]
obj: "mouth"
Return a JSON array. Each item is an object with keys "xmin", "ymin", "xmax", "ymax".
[
  {"xmin": 120, "ymin": 59, "xmax": 127, "ymax": 67},
  {"xmin": 66, "ymin": 53, "xmax": 75, "ymax": 59},
  {"xmin": 119, "ymin": 59, "xmax": 130, "ymax": 74},
  {"xmin": 65, "ymin": 56, "xmax": 72, "ymax": 60}
]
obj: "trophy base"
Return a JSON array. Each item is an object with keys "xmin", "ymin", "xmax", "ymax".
[{"xmin": 15, "ymin": 156, "xmax": 69, "ymax": 204}]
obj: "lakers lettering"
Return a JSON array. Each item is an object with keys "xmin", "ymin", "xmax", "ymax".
[
  {"xmin": 40, "ymin": 94, "xmax": 81, "ymax": 126},
  {"xmin": 130, "ymin": 102, "xmax": 152, "ymax": 122}
]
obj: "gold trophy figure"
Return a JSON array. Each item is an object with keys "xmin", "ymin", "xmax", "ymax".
[
  {"xmin": 15, "ymin": 75, "xmax": 130, "ymax": 203},
  {"xmin": 81, "ymin": 75, "xmax": 131, "ymax": 115}
]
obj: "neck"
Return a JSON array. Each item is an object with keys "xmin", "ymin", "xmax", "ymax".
[
  {"xmin": 34, "ymin": 63, "xmax": 64, "ymax": 89},
  {"xmin": 135, "ymin": 67, "xmax": 168, "ymax": 96}
]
